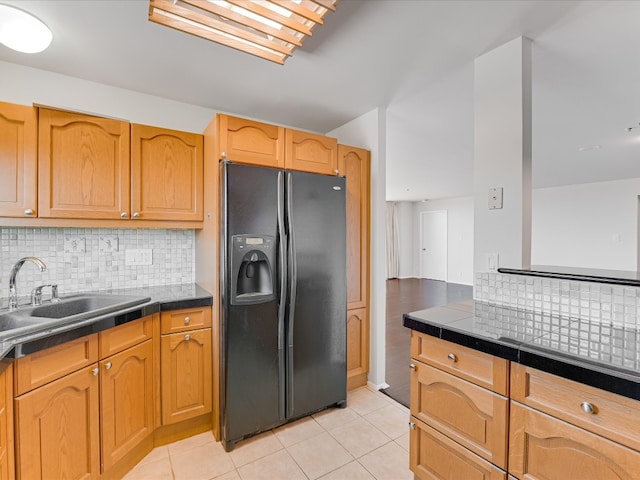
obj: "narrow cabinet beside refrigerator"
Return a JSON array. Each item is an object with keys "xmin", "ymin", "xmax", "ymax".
[{"xmin": 220, "ymin": 161, "xmax": 347, "ymax": 451}]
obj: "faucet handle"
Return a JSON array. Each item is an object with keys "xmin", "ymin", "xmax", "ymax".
[{"xmin": 31, "ymin": 283, "xmax": 60, "ymax": 306}]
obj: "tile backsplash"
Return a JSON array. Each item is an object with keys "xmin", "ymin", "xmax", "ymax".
[
  {"xmin": 0, "ymin": 227, "xmax": 195, "ymax": 307},
  {"xmin": 475, "ymin": 272, "xmax": 640, "ymax": 328}
]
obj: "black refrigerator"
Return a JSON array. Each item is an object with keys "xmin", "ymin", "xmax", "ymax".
[{"xmin": 220, "ymin": 161, "xmax": 347, "ymax": 451}]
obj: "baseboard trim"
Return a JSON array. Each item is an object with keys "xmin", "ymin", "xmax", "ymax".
[{"xmin": 367, "ymin": 380, "xmax": 390, "ymax": 390}]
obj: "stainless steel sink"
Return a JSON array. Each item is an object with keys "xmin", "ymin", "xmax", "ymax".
[
  {"xmin": 28, "ymin": 294, "xmax": 150, "ymax": 320},
  {"xmin": 0, "ymin": 294, "xmax": 151, "ymax": 337}
]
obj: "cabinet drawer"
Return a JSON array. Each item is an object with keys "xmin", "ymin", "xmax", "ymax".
[
  {"xmin": 14, "ymin": 334, "xmax": 99, "ymax": 395},
  {"xmin": 161, "ymin": 307, "xmax": 211, "ymax": 334},
  {"xmin": 511, "ymin": 363, "xmax": 640, "ymax": 452},
  {"xmin": 411, "ymin": 332, "xmax": 509, "ymax": 395},
  {"xmin": 411, "ymin": 361, "xmax": 508, "ymax": 468},
  {"xmin": 99, "ymin": 315, "xmax": 153, "ymax": 358},
  {"xmin": 509, "ymin": 401, "xmax": 640, "ymax": 480},
  {"xmin": 410, "ymin": 416, "xmax": 506, "ymax": 480}
]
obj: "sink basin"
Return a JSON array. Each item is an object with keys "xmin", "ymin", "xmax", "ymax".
[
  {"xmin": 29, "ymin": 294, "xmax": 150, "ymax": 320},
  {"xmin": 0, "ymin": 294, "xmax": 151, "ymax": 339}
]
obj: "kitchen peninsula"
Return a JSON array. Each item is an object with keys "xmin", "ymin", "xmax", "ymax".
[{"xmin": 404, "ymin": 268, "xmax": 640, "ymax": 480}]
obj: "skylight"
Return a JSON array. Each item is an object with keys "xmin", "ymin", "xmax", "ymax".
[{"xmin": 148, "ymin": 0, "xmax": 338, "ymax": 65}]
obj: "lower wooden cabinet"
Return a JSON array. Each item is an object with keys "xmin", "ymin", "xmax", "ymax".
[
  {"xmin": 15, "ymin": 364, "xmax": 101, "ymax": 480},
  {"xmin": 100, "ymin": 339, "xmax": 154, "ymax": 471},
  {"xmin": 161, "ymin": 327, "xmax": 212, "ymax": 425},
  {"xmin": 410, "ymin": 417, "xmax": 506, "ymax": 480},
  {"xmin": 509, "ymin": 401, "xmax": 640, "ymax": 480},
  {"xmin": 347, "ymin": 307, "xmax": 369, "ymax": 390}
]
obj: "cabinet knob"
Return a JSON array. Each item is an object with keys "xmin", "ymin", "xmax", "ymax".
[
  {"xmin": 132, "ymin": 212, "xmax": 140, "ymax": 218},
  {"xmin": 409, "ymin": 422, "xmax": 416, "ymax": 430},
  {"xmin": 24, "ymin": 208, "xmax": 34, "ymax": 216},
  {"xmin": 120, "ymin": 212, "xmax": 128, "ymax": 218},
  {"xmin": 409, "ymin": 363, "xmax": 416, "ymax": 370},
  {"xmin": 185, "ymin": 334, "xmax": 191, "ymax": 341},
  {"xmin": 92, "ymin": 367, "xmax": 99, "ymax": 376},
  {"xmin": 221, "ymin": 151, "xmax": 227, "ymax": 159},
  {"xmin": 334, "ymin": 169, "xmax": 339, "ymax": 175},
  {"xmin": 184, "ymin": 316, "xmax": 191, "ymax": 325},
  {"xmin": 580, "ymin": 402, "xmax": 596, "ymax": 414},
  {"xmin": 105, "ymin": 362, "xmax": 112, "ymax": 370},
  {"xmin": 447, "ymin": 353, "xmax": 458, "ymax": 363}
]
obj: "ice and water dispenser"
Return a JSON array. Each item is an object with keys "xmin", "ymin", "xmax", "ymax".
[{"xmin": 230, "ymin": 235, "xmax": 276, "ymax": 305}]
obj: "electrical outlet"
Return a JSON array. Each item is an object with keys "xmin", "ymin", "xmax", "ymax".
[{"xmin": 125, "ymin": 249, "xmax": 153, "ymax": 266}]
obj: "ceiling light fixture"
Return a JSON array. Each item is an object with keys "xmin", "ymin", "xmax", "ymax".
[
  {"xmin": 148, "ymin": 0, "xmax": 338, "ymax": 65},
  {"xmin": 0, "ymin": 4, "xmax": 52, "ymax": 53}
]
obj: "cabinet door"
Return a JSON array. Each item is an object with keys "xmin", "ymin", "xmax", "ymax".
[
  {"xmin": 0, "ymin": 101, "xmax": 37, "ymax": 218},
  {"xmin": 285, "ymin": 129, "xmax": 338, "ymax": 175},
  {"xmin": 131, "ymin": 124, "xmax": 204, "ymax": 221},
  {"xmin": 410, "ymin": 416, "xmax": 506, "ymax": 480},
  {"xmin": 339, "ymin": 145, "xmax": 370, "ymax": 310},
  {"xmin": 38, "ymin": 109, "xmax": 130, "ymax": 219},
  {"xmin": 509, "ymin": 401, "xmax": 640, "ymax": 480},
  {"xmin": 15, "ymin": 364, "xmax": 100, "ymax": 480},
  {"xmin": 347, "ymin": 307, "xmax": 369, "ymax": 390},
  {"xmin": 411, "ymin": 361, "xmax": 508, "ymax": 469},
  {"xmin": 217, "ymin": 114, "xmax": 284, "ymax": 168},
  {"xmin": 161, "ymin": 328, "xmax": 212, "ymax": 425},
  {"xmin": 100, "ymin": 339, "xmax": 154, "ymax": 472},
  {"xmin": 0, "ymin": 362, "xmax": 13, "ymax": 480}
]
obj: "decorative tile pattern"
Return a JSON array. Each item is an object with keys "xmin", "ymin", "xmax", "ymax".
[
  {"xmin": 475, "ymin": 272, "xmax": 640, "ymax": 329},
  {"xmin": 0, "ymin": 227, "xmax": 195, "ymax": 307}
]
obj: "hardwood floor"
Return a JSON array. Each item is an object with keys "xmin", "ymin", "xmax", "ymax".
[{"xmin": 383, "ymin": 278, "xmax": 473, "ymax": 406}]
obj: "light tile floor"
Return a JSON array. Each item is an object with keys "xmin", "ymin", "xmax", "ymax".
[{"xmin": 124, "ymin": 386, "xmax": 413, "ymax": 480}]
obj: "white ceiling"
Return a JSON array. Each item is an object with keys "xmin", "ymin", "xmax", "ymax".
[{"xmin": 1, "ymin": 0, "xmax": 638, "ymax": 201}]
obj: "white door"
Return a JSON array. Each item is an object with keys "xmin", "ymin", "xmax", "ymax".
[{"xmin": 420, "ymin": 210, "xmax": 447, "ymax": 281}]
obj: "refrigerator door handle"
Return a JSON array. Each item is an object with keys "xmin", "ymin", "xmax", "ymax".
[
  {"xmin": 286, "ymin": 172, "xmax": 297, "ymax": 417},
  {"xmin": 277, "ymin": 171, "xmax": 287, "ymax": 421}
]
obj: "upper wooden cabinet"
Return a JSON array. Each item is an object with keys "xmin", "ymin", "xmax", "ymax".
[
  {"xmin": 339, "ymin": 145, "xmax": 370, "ymax": 309},
  {"xmin": 216, "ymin": 114, "xmax": 284, "ymax": 168},
  {"xmin": 38, "ymin": 108, "xmax": 131, "ymax": 220},
  {"xmin": 285, "ymin": 128, "xmax": 338, "ymax": 175},
  {"xmin": 131, "ymin": 124, "xmax": 204, "ymax": 221},
  {"xmin": 0, "ymin": 101, "xmax": 37, "ymax": 218}
]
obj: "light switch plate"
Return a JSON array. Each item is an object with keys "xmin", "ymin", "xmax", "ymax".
[
  {"xmin": 125, "ymin": 249, "xmax": 153, "ymax": 266},
  {"xmin": 99, "ymin": 236, "xmax": 119, "ymax": 253},
  {"xmin": 488, "ymin": 187, "xmax": 503, "ymax": 209},
  {"xmin": 64, "ymin": 236, "xmax": 86, "ymax": 253}
]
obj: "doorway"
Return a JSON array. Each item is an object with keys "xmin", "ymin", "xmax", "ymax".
[{"xmin": 419, "ymin": 210, "xmax": 447, "ymax": 281}]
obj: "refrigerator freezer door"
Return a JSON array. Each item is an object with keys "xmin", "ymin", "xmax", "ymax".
[
  {"xmin": 221, "ymin": 162, "xmax": 285, "ymax": 446},
  {"xmin": 285, "ymin": 171, "xmax": 347, "ymax": 419}
]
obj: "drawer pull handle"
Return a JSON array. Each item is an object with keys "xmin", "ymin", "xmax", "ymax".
[
  {"xmin": 185, "ymin": 334, "xmax": 191, "ymax": 341},
  {"xmin": 580, "ymin": 402, "xmax": 596, "ymax": 414},
  {"xmin": 105, "ymin": 362, "xmax": 112, "ymax": 370},
  {"xmin": 92, "ymin": 368, "xmax": 99, "ymax": 376},
  {"xmin": 447, "ymin": 353, "xmax": 458, "ymax": 363},
  {"xmin": 409, "ymin": 363, "xmax": 416, "ymax": 370},
  {"xmin": 409, "ymin": 422, "xmax": 415, "ymax": 430},
  {"xmin": 184, "ymin": 316, "xmax": 191, "ymax": 325}
]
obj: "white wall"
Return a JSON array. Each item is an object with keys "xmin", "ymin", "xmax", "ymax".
[
  {"xmin": 396, "ymin": 202, "xmax": 415, "ymax": 278},
  {"xmin": 474, "ymin": 37, "xmax": 532, "ymax": 273},
  {"xmin": 327, "ymin": 108, "xmax": 388, "ymax": 389},
  {"xmin": 414, "ymin": 197, "xmax": 474, "ymax": 285},
  {"xmin": 533, "ymin": 178, "xmax": 640, "ymax": 271},
  {"xmin": 0, "ymin": 61, "xmax": 217, "ymax": 133}
]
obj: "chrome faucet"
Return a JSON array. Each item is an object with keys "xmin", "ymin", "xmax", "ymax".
[
  {"xmin": 31, "ymin": 283, "xmax": 60, "ymax": 306},
  {"xmin": 8, "ymin": 257, "xmax": 47, "ymax": 311}
]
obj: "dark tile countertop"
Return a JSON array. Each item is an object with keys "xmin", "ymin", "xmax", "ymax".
[
  {"xmin": 0, "ymin": 283, "xmax": 213, "ymax": 360},
  {"xmin": 403, "ymin": 300, "xmax": 640, "ymax": 401}
]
